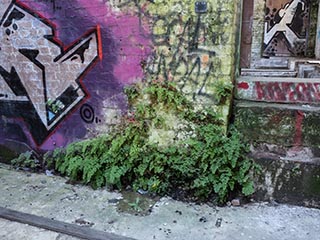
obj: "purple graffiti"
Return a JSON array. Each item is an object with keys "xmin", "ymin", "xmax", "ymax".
[{"xmin": 0, "ymin": 0, "xmax": 152, "ymax": 150}]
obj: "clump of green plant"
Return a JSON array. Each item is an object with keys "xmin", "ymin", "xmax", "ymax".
[
  {"xmin": 213, "ymin": 80, "xmax": 233, "ymax": 105},
  {"xmin": 128, "ymin": 197, "xmax": 143, "ymax": 212},
  {"xmin": 11, "ymin": 151, "xmax": 41, "ymax": 171},
  {"xmin": 43, "ymin": 81, "xmax": 259, "ymax": 203}
]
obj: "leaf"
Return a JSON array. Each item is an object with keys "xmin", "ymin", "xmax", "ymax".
[{"xmin": 242, "ymin": 181, "xmax": 255, "ymax": 196}]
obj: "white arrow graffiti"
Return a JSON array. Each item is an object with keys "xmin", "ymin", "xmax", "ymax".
[{"xmin": 264, "ymin": 0, "xmax": 305, "ymax": 48}]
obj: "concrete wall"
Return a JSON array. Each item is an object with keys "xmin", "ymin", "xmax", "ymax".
[
  {"xmin": 234, "ymin": 1, "xmax": 320, "ymax": 205},
  {"xmin": 0, "ymin": 0, "xmax": 240, "ymax": 153},
  {"xmin": 235, "ymin": 0, "xmax": 320, "ymax": 152}
]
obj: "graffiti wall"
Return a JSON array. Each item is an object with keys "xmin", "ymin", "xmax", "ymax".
[
  {"xmin": 263, "ymin": 0, "xmax": 312, "ymax": 57},
  {"xmin": 237, "ymin": 79, "xmax": 320, "ymax": 103},
  {"xmin": 0, "ymin": 0, "xmax": 239, "ymax": 153}
]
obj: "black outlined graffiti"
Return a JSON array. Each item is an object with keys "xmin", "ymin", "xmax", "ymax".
[
  {"xmin": 263, "ymin": 0, "xmax": 310, "ymax": 56},
  {"xmin": 80, "ymin": 103, "xmax": 95, "ymax": 124},
  {"xmin": 0, "ymin": 66, "xmax": 27, "ymax": 96},
  {"xmin": 80, "ymin": 103, "xmax": 101, "ymax": 124},
  {"xmin": 0, "ymin": 1, "xmax": 101, "ymax": 144}
]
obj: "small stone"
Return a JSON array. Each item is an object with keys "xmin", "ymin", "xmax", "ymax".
[
  {"xmin": 75, "ymin": 218, "xmax": 94, "ymax": 227},
  {"xmin": 137, "ymin": 189, "xmax": 148, "ymax": 195},
  {"xmin": 108, "ymin": 198, "xmax": 119, "ymax": 204},
  {"xmin": 199, "ymin": 216, "xmax": 207, "ymax": 223},
  {"xmin": 268, "ymin": 200, "xmax": 279, "ymax": 207},
  {"xmin": 231, "ymin": 199, "xmax": 241, "ymax": 206},
  {"xmin": 215, "ymin": 218, "xmax": 222, "ymax": 227},
  {"xmin": 45, "ymin": 170, "xmax": 53, "ymax": 176},
  {"xmin": 194, "ymin": 206, "xmax": 201, "ymax": 211},
  {"xmin": 175, "ymin": 210, "xmax": 182, "ymax": 215}
]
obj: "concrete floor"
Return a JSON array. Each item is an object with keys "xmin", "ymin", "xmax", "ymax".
[
  {"xmin": 0, "ymin": 218, "xmax": 79, "ymax": 240},
  {"xmin": 0, "ymin": 163, "xmax": 320, "ymax": 240}
]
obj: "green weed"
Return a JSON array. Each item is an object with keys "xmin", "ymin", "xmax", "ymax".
[{"xmin": 14, "ymin": 81, "xmax": 259, "ymax": 203}]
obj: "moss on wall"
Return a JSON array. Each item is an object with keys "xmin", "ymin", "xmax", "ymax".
[
  {"xmin": 113, "ymin": 0, "xmax": 239, "ymax": 119},
  {"xmin": 234, "ymin": 103, "xmax": 320, "ymax": 148}
]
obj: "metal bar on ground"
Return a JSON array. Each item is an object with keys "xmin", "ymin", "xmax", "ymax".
[{"xmin": 0, "ymin": 207, "xmax": 136, "ymax": 240}]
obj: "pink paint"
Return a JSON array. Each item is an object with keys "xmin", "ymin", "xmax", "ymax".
[
  {"xmin": 255, "ymin": 82, "xmax": 264, "ymax": 100},
  {"xmin": 255, "ymin": 82, "xmax": 320, "ymax": 103},
  {"xmin": 40, "ymin": 133, "xmax": 67, "ymax": 151},
  {"xmin": 75, "ymin": 0, "xmax": 152, "ymax": 84},
  {"xmin": 294, "ymin": 110, "xmax": 304, "ymax": 147},
  {"xmin": 237, "ymin": 82, "xmax": 249, "ymax": 90}
]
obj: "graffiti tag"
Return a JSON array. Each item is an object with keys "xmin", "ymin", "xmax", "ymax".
[{"xmin": 255, "ymin": 81, "xmax": 320, "ymax": 103}]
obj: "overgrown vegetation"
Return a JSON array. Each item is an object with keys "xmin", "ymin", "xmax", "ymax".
[
  {"xmin": 12, "ymin": 151, "xmax": 41, "ymax": 171},
  {"xmin": 14, "ymin": 81, "xmax": 259, "ymax": 203},
  {"xmin": 212, "ymin": 80, "xmax": 233, "ymax": 104}
]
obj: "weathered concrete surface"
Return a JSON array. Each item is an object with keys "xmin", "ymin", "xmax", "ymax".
[
  {"xmin": 234, "ymin": 101, "xmax": 320, "ymax": 148},
  {"xmin": 234, "ymin": 101, "xmax": 320, "ymax": 206},
  {"xmin": 236, "ymin": 76, "xmax": 320, "ymax": 104},
  {"xmin": 252, "ymin": 153, "xmax": 320, "ymax": 208},
  {"xmin": 0, "ymin": 218, "xmax": 79, "ymax": 240},
  {"xmin": 1, "ymin": 163, "xmax": 320, "ymax": 240}
]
